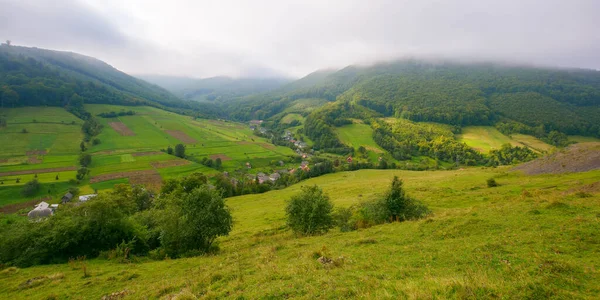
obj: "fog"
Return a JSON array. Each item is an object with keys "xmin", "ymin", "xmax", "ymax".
[{"xmin": 1, "ymin": 0, "xmax": 599, "ymax": 78}]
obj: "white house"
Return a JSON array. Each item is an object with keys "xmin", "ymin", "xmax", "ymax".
[{"xmin": 79, "ymin": 194, "xmax": 97, "ymax": 202}]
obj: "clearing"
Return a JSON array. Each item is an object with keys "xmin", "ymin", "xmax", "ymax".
[
  {"xmin": 336, "ymin": 123, "xmax": 384, "ymax": 153},
  {"xmin": 458, "ymin": 126, "xmax": 523, "ymax": 152}
]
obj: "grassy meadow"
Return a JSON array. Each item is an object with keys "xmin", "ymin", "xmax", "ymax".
[
  {"xmin": 457, "ymin": 126, "xmax": 554, "ymax": 153},
  {"xmin": 1, "ymin": 167, "xmax": 599, "ymax": 298}
]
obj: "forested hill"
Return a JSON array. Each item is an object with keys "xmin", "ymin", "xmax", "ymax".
[
  {"xmin": 138, "ymin": 75, "xmax": 291, "ymax": 102},
  {"xmin": 226, "ymin": 60, "xmax": 600, "ymax": 137},
  {"xmin": 0, "ymin": 44, "xmax": 222, "ymax": 117}
]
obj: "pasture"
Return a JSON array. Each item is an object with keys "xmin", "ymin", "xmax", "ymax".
[
  {"xmin": 457, "ymin": 126, "xmax": 525, "ymax": 152},
  {"xmin": 1, "ymin": 167, "xmax": 599, "ymax": 299},
  {"xmin": 336, "ymin": 123, "xmax": 384, "ymax": 153}
]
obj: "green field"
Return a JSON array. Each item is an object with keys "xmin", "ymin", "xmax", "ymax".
[
  {"xmin": 280, "ymin": 113, "xmax": 304, "ymax": 124},
  {"xmin": 336, "ymin": 123, "xmax": 384, "ymax": 153},
  {"xmin": 457, "ymin": 126, "xmax": 550, "ymax": 153},
  {"xmin": 0, "ymin": 105, "xmax": 297, "ymax": 209},
  {"xmin": 1, "ymin": 167, "xmax": 599, "ymax": 298}
]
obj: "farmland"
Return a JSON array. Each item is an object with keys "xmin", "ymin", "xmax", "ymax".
[
  {"xmin": 0, "ymin": 105, "xmax": 296, "ymax": 209},
  {"xmin": 1, "ymin": 167, "xmax": 599, "ymax": 298}
]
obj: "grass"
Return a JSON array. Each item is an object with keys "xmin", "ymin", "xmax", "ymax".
[
  {"xmin": 569, "ymin": 135, "xmax": 600, "ymax": 143},
  {"xmin": 458, "ymin": 126, "xmax": 524, "ymax": 153},
  {"xmin": 280, "ymin": 113, "xmax": 304, "ymax": 124},
  {"xmin": 336, "ymin": 124, "xmax": 384, "ymax": 153},
  {"xmin": 511, "ymin": 134, "xmax": 554, "ymax": 152},
  {"xmin": 1, "ymin": 167, "xmax": 599, "ymax": 298}
]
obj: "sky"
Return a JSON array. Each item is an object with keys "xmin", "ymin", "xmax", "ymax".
[{"xmin": 1, "ymin": 0, "xmax": 599, "ymax": 78}]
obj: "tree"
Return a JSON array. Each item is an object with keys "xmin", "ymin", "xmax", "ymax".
[
  {"xmin": 21, "ymin": 128, "xmax": 28, "ymax": 133},
  {"xmin": 79, "ymin": 153, "xmax": 92, "ymax": 167},
  {"xmin": 383, "ymin": 176, "xmax": 430, "ymax": 222},
  {"xmin": 167, "ymin": 146, "xmax": 173, "ymax": 155},
  {"xmin": 76, "ymin": 167, "xmax": 90, "ymax": 180},
  {"xmin": 215, "ymin": 158, "xmax": 222, "ymax": 169},
  {"xmin": 160, "ymin": 185, "xmax": 233, "ymax": 256},
  {"xmin": 21, "ymin": 179, "xmax": 41, "ymax": 197},
  {"xmin": 174, "ymin": 144, "xmax": 185, "ymax": 158},
  {"xmin": 80, "ymin": 141, "xmax": 86, "ymax": 152},
  {"xmin": 285, "ymin": 185, "xmax": 334, "ymax": 235}
]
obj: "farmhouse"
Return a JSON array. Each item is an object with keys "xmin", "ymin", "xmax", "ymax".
[
  {"xmin": 269, "ymin": 173, "xmax": 281, "ymax": 182},
  {"xmin": 79, "ymin": 194, "xmax": 97, "ymax": 202},
  {"xmin": 257, "ymin": 173, "xmax": 270, "ymax": 184},
  {"xmin": 61, "ymin": 192, "xmax": 73, "ymax": 203},
  {"xmin": 28, "ymin": 201, "xmax": 53, "ymax": 219},
  {"xmin": 346, "ymin": 156, "xmax": 353, "ymax": 163}
]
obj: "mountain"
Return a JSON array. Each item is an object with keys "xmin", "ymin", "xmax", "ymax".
[
  {"xmin": 0, "ymin": 44, "xmax": 222, "ymax": 117},
  {"xmin": 138, "ymin": 75, "xmax": 291, "ymax": 102}
]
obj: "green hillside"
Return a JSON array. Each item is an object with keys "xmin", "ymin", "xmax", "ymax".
[
  {"xmin": 1, "ymin": 168, "xmax": 599, "ymax": 298},
  {"xmin": 0, "ymin": 45, "xmax": 222, "ymax": 118}
]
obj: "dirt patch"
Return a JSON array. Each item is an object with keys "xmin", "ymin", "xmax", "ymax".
[
  {"xmin": 132, "ymin": 151, "xmax": 163, "ymax": 157},
  {"xmin": 0, "ymin": 159, "xmax": 8, "ymax": 163},
  {"xmin": 95, "ymin": 150, "xmax": 115, "ymax": 155},
  {"xmin": 260, "ymin": 143, "xmax": 276, "ymax": 150},
  {"xmin": 564, "ymin": 181, "xmax": 600, "ymax": 195},
  {"xmin": 0, "ymin": 196, "xmax": 52, "ymax": 214},
  {"xmin": 109, "ymin": 122, "xmax": 135, "ymax": 136},
  {"xmin": 209, "ymin": 154, "xmax": 232, "ymax": 161},
  {"xmin": 165, "ymin": 130, "xmax": 197, "ymax": 144},
  {"xmin": 514, "ymin": 142, "xmax": 600, "ymax": 175},
  {"xmin": 0, "ymin": 166, "xmax": 76, "ymax": 177},
  {"xmin": 26, "ymin": 150, "xmax": 47, "ymax": 155},
  {"xmin": 236, "ymin": 141, "xmax": 252, "ymax": 146},
  {"xmin": 27, "ymin": 156, "xmax": 42, "ymax": 164},
  {"xmin": 90, "ymin": 169, "xmax": 162, "ymax": 187},
  {"xmin": 151, "ymin": 160, "xmax": 191, "ymax": 169}
]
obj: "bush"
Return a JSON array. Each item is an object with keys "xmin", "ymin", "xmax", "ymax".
[
  {"xmin": 487, "ymin": 178, "xmax": 498, "ymax": 187},
  {"xmin": 76, "ymin": 167, "xmax": 90, "ymax": 180},
  {"xmin": 384, "ymin": 176, "xmax": 430, "ymax": 222},
  {"xmin": 286, "ymin": 185, "xmax": 334, "ymax": 235},
  {"xmin": 92, "ymin": 138, "xmax": 101, "ymax": 145},
  {"xmin": 21, "ymin": 179, "xmax": 41, "ymax": 197}
]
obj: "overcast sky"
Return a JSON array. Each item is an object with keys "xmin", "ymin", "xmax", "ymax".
[{"xmin": 1, "ymin": 0, "xmax": 599, "ymax": 78}]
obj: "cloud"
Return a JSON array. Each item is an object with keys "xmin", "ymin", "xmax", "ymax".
[{"xmin": 1, "ymin": 0, "xmax": 599, "ymax": 78}]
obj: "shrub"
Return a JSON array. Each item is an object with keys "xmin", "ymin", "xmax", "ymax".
[
  {"xmin": 487, "ymin": 178, "xmax": 498, "ymax": 188},
  {"xmin": 167, "ymin": 146, "xmax": 173, "ymax": 155},
  {"xmin": 92, "ymin": 138, "xmax": 101, "ymax": 145},
  {"xmin": 21, "ymin": 179, "xmax": 40, "ymax": 197},
  {"xmin": 383, "ymin": 176, "xmax": 430, "ymax": 222},
  {"xmin": 333, "ymin": 207, "xmax": 355, "ymax": 232},
  {"xmin": 76, "ymin": 167, "xmax": 90, "ymax": 180},
  {"xmin": 286, "ymin": 185, "xmax": 334, "ymax": 235}
]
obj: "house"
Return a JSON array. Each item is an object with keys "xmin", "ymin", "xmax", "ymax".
[
  {"xmin": 269, "ymin": 173, "xmax": 281, "ymax": 182},
  {"xmin": 300, "ymin": 161, "xmax": 310, "ymax": 171},
  {"xmin": 346, "ymin": 156, "xmax": 353, "ymax": 163},
  {"xmin": 246, "ymin": 162, "xmax": 252, "ymax": 169},
  {"xmin": 278, "ymin": 160, "xmax": 285, "ymax": 166},
  {"xmin": 50, "ymin": 204, "xmax": 59, "ymax": 212},
  {"xmin": 61, "ymin": 192, "xmax": 73, "ymax": 203},
  {"xmin": 79, "ymin": 194, "xmax": 97, "ymax": 202},
  {"xmin": 249, "ymin": 120, "xmax": 263, "ymax": 126},
  {"xmin": 28, "ymin": 201, "xmax": 53, "ymax": 219},
  {"xmin": 258, "ymin": 127, "xmax": 268, "ymax": 134},
  {"xmin": 257, "ymin": 173, "xmax": 270, "ymax": 184},
  {"xmin": 276, "ymin": 169, "xmax": 289, "ymax": 174}
]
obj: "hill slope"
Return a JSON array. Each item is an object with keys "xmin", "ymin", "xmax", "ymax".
[
  {"xmin": 1, "ymin": 168, "xmax": 599, "ymax": 298},
  {"xmin": 514, "ymin": 142, "xmax": 600, "ymax": 174},
  {"xmin": 0, "ymin": 45, "xmax": 221, "ymax": 117}
]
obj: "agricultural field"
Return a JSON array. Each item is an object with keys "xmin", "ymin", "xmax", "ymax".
[
  {"xmin": 511, "ymin": 134, "xmax": 555, "ymax": 152},
  {"xmin": 280, "ymin": 113, "xmax": 304, "ymax": 124},
  {"xmin": 0, "ymin": 105, "xmax": 298, "ymax": 211},
  {"xmin": 456, "ymin": 126, "xmax": 547, "ymax": 153},
  {"xmin": 568, "ymin": 135, "xmax": 600, "ymax": 143},
  {"xmin": 1, "ymin": 167, "xmax": 599, "ymax": 298}
]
